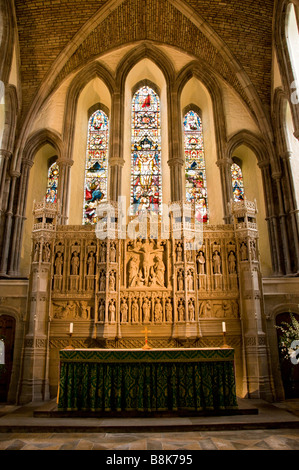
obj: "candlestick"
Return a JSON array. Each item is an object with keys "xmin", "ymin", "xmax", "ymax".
[{"xmin": 221, "ymin": 322, "xmax": 230, "ymax": 348}]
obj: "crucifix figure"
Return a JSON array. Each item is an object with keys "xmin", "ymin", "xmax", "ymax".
[
  {"xmin": 128, "ymin": 238, "xmax": 164, "ymax": 286},
  {"xmin": 141, "ymin": 326, "xmax": 152, "ymax": 350}
]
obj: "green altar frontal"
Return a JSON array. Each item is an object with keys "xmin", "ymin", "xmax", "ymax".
[{"xmin": 58, "ymin": 348, "xmax": 238, "ymax": 413}]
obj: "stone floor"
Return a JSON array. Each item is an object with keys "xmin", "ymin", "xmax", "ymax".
[{"xmin": 0, "ymin": 398, "xmax": 299, "ymax": 450}]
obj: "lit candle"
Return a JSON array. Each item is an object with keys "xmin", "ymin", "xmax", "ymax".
[
  {"xmin": 69, "ymin": 322, "xmax": 73, "ymax": 334},
  {"xmin": 222, "ymin": 321, "xmax": 226, "ymax": 333}
]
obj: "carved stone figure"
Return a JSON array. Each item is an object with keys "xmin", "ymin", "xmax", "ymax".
[
  {"xmin": 154, "ymin": 298, "xmax": 162, "ymax": 322},
  {"xmin": 54, "ymin": 251, "xmax": 63, "ymax": 275},
  {"xmin": 176, "ymin": 243, "xmax": 183, "ymax": 262},
  {"xmin": 142, "ymin": 297, "xmax": 151, "ymax": 323},
  {"xmin": 110, "ymin": 243, "xmax": 116, "ymax": 263},
  {"xmin": 213, "ymin": 251, "xmax": 221, "ymax": 274},
  {"xmin": 100, "ymin": 243, "xmax": 107, "ymax": 263},
  {"xmin": 228, "ymin": 251, "xmax": 236, "ymax": 274},
  {"xmin": 87, "ymin": 252, "xmax": 95, "ymax": 275},
  {"xmin": 99, "ymin": 271, "xmax": 106, "ymax": 291},
  {"xmin": 250, "ymin": 240, "xmax": 257, "ymax": 260},
  {"xmin": 120, "ymin": 298, "xmax": 128, "ymax": 323},
  {"xmin": 33, "ymin": 242, "xmax": 40, "ymax": 262},
  {"xmin": 109, "ymin": 300, "xmax": 116, "ymax": 323},
  {"xmin": 150, "ymin": 256, "xmax": 165, "ymax": 287},
  {"xmin": 187, "ymin": 270, "xmax": 194, "ymax": 291},
  {"xmin": 188, "ymin": 300, "xmax": 195, "ymax": 322},
  {"xmin": 80, "ymin": 301, "xmax": 91, "ymax": 320},
  {"xmin": 109, "ymin": 271, "xmax": 116, "ymax": 291},
  {"xmin": 166, "ymin": 299, "xmax": 173, "ymax": 322},
  {"xmin": 43, "ymin": 243, "xmax": 51, "ymax": 263},
  {"xmin": 240, "ymin": 242, "xmax": 248, "ymax": 261},
  {"xmin": 178, "ymin": 300, "xmax": 185, "ymax": 322},
  {"xmin": 131, "ymin": 298, "xmax": 139, "ymax": 323},
  {"xmin": 128, "ymin": 255, "xmax": 139, "ymax": 287},
  {"xmin": 128, "ymin": 238, "xmax": 164, "ymax": 286},
  {"xmin": 71, "ymin": 251, "xmax": 80, "ymax": 275},
  {"xmin": 197, "ymin": 251, "xmax": 206, "ymax": 274},
  {"xmin": 99, "ymin": 300, "xmax": 105, "ymax": 322},
  {"xmin": 177, "ymin": 270, "xmax": 184, "ymax": 291}
]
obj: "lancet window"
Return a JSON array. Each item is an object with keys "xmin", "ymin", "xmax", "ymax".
[
  {"xmin": 231, "ymin": 162, "xmax": 245, "ymax": 202},
  {"xmin": 131, "ymin": 85, "xmax": 162, "ymax": 215},
  {"xmin": 45, "ymin": 161, "xmax": 59, "ymax": 203},
  {"xmin": 83, "ymin": 109, "xmax": 109, "ymax": 224},
  {"xmin": 183, "ymin": 110, "xmax": 209, "ymax": 223}
]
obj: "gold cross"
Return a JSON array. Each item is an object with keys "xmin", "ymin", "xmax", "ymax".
[{"xmin": 141, "ymin": 327, "xmax": 152, "ymax": 350}]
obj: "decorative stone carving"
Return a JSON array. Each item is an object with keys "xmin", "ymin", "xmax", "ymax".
[
  {"xmin": 177, "ymin": 269, "xmax": 184, "ymax": 291},
  {"xmin": 212, "ymin": 250, "xmax": 221, "ymax": 274},
  {"xmin": 228, "ymin": 251, "xmax": 236, "ymax": 274},
  {"xmin": 120, "ymin": 297, "xmax": 128, "ymax": 323},
  {"xmin": 54, "ymin": 251, "xmax": 63, "ymax": 275},
  {"xmin": 176, "ymin": 242, "xmax": 183, "ymax": 262},
  {"xmin": 178, "ymin": 299, "xmax": 185, "ymax": 322},
  {"xmin": 87, "ymin": 251, "xmax": 95, "ymax": 275},
  {"xmin": 142, "ymin": 297, "xmax": 151, "ymax": 323},
  {"xmin": 71, "ymin": 251, "xmax": 80, "ymax": 275},
  {"xmin": 99, "ymin": 271, "xmax": 106, "ymax": 292},
  {"xmin": 98, "ymin": 299, "xmax": 105, "ymax": 322},
  {"xmin": 108, "ymin": 300, "xmax": 116, "ymax": 323},
  {"xmin": 131, "ymin": 297, "xmax": 139, "ymax": 323},
  {"xmin": 42, "ymin": 242, "xmax": 51, "ymax": 263},
  {"xmin": 154, "ymin": 298, "xmax": 163, "ymax": 323},
  {"xmin": 188, "ymin": 299, "xmax": 195, "ymax": 322},
  {"xmin": 110, "ymin": 243, "xmax": 116, "ymax": 263},
  {"xmin": 240, "ymin": 242, "xmax": 248, "ymax": 261},
  {"xmin": 196, "ymin": 251, "xmax": 206, "ymax": 274}
]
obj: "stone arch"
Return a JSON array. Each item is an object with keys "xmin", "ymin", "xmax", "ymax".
[
  {"xmin": 0, "ymin": 0, "xmax": 15, "ymax": 84},
  {"xmin": 274, "ymin": 0, "xmax": 299, "ymax": 139}
]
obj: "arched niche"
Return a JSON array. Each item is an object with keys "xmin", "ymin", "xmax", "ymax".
[
  {"xmin": 180, "ymin": 76, "xmax": 223, "ymax": 225},
  {"xmin": 20, "ymin": 143, "xmax": 58, "ymax": 275},
  {"xmin": 122, "ymin": 58, "xmax": 170, "ymax": 219},
  {"xmin": 231, "ymin": 144, "xmax": 272, "ymax": 276},
  {"xmin": 68, "ymin": 76, "xmax": 111, "ymax": 225}
]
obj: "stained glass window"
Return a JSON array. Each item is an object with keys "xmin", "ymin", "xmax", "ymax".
[
  {"xmin": 83, "ymin": 109, "xmax": 109, "ymax": 224},
  {"xmin": 183, "ymin": 110, "xmax": 209, "ymax": 224},
  {"xmin": 131, "ymin": 85, "xmax": 162, "ymax": 215},
  {"xmin": 231, "ymin": 162, "xmax": 245, "ymax": 201},
  {"xmin": 45, "ymin": 161, "xmax": 59, "ymax": 203}
]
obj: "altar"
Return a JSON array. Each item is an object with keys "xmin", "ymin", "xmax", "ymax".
[{"xmin": 57, "ymin": 348, "xmax": 238, "ymax": 414}]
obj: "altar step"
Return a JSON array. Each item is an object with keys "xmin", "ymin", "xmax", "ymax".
[{"xmin": 0, "ymin": 398, "xmax": 299, "ymax": 433}]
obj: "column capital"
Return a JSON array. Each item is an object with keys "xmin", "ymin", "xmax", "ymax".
[
  {"xmin": 0, "ymin": 149, "xmax": 12, "ymax": 159},
  {"xmin": 56, "ymin": 158, "xmax": 74, "ymax": 167},
  {"xmin": 216, "ymin": 157, "xmax": 233, "ymax": 168}
]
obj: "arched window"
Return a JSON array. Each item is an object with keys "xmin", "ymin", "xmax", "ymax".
[
  {"xmin": 183, "ymin": 110, "xmax": 208, "ymax": 223},
  {"xmin": 83, "ymin": 109, "xmax": 109, "ymax": 225},
  {"xmin": 45, "ymin": 161, "xmax": 59, "ymax": 203},
  {"xmin": 231, "ymin": 161, "xmax": 245, "ymax": 202},
  {"xmin": 131, "ymin": 85, "xmax": 162, "ymax": 215}
]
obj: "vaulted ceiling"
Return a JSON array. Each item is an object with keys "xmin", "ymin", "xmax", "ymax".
[{"xmin": 14, "ymin": 0, "xmax": 274, "ymax": 123}]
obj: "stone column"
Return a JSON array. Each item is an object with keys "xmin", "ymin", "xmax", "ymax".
[
  {"xmin": 57, "ymin": 158, "xmax": 73, "ymax": 224},
  {"xmin": 216, "ymin": 157, "xmax": 233, "ymax": 224},
  {"xmin": 272, "ymin": 171, "xmax": 292, "ymax": 274},
  {"xmin": 258, "ymin": 161, "xmax": 283, "ymax": 275},
  {"xmin": 0, "ymin": 149, "xmax": 11, "ymax": 212},
  {"xmin": 8, "ymin": 159, "xmax": 34, "ymax": 276},
  {"xmin": 0, "ymin": 170, "xmax": 20, "ymax": 276},
  {"xmin": 109, "ymin": 91, "xmax": 125, "ymax": 202},
  {"xmin": 168, "ymin": 90, "xmax": 183, "ymax": 203}
]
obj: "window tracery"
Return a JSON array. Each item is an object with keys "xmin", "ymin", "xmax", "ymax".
[
  {"xmin": 131, "ymin": 85, "xmax": 162, "ymax": 215},
  {"xmin": 83, "ymin": 109, "xmax": 109, "ymax": 224},
  {"xmin": 183, "ymin": 110, "xmax": 209, "ymax": 224}
]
